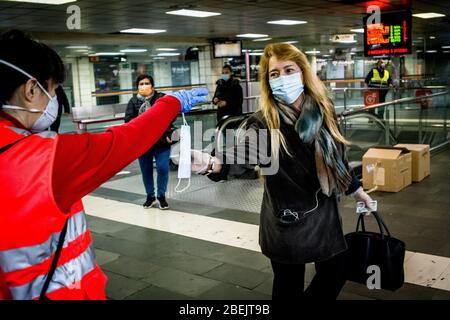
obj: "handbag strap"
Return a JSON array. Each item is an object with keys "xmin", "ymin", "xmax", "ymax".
[
  {"xmin": 373, "ymin": 211, "xmax": 392, "ymax": 238},
  {"xmin": 356, "ymin": 213, "xmax": 366, "ymax": 232},
  {"xmin": 356, "ymin": 211, "xmax": 392, "ymax": 239},
  {"xmin": 39, "ymin": 218, "xmax": 69, "ymax": 300}
]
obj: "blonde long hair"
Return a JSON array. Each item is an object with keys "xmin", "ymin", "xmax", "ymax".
[{"xmin": 258, "ymin": 43, "xmax": 349, "ymax": 158}]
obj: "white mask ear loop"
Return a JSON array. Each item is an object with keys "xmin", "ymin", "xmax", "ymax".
[
  {"xmin": 0, "ymin": 105, "xmax": 44, "ymax": 113},
  {"xmin": 175, "ymin": 113, "xmax": 191, "ymax": 193},
  {"xmin": 174, "ymin": 175, "xmax": 191, "ymax": 193},
  {"xmin": 0, "ymin": 58, "xmax": 53, "ymax": 100}
]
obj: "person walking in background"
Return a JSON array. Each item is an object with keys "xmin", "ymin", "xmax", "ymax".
[
  {"xmin": 213, "ymin": 65, "xmax": 243, "ymax": 123},
  {"xmin": 49, "ymin": 85, "xmax": 70, "ymax": 132},
  {"xmin": 125, "ymin": 74, "xmax": 176, "ymax": 210}
]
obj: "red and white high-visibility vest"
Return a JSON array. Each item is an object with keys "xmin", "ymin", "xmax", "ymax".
[{"xmin": 0, "ymin": 119, "xmax": 107, "ymax": 300}]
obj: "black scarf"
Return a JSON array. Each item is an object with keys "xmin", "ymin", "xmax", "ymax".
[
  {"xmin": 137, "ymin": 92, "xmax": 156, "ymax": 115},
  {"xmin": 277, "ymin": 95, "xmax": 352, "ymax": 196}
]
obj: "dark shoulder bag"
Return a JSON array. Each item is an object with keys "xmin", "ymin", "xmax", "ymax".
[{"xmin": 344, "ymin": 211, "xmax": 406, "ymax": 291}]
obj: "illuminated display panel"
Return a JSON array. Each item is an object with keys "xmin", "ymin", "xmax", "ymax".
[
  {"xmin": 363, "ymin": 10, "xmax": 412, "ymax": 56},
  {"xmin": 213, "ymin": 41, "xmax": 242, "ymax": 58}
]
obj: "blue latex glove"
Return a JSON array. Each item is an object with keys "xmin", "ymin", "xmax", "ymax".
[{"xmin": 168, "ymin": 87, "xmax": 209, "ymax": 113}]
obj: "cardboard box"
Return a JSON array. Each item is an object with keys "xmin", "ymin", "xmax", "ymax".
[
  {"xmin": 394, "ymin": 144, "xmax": 430, "ymax": 182},
  {"xmin": 362, "ymin": 147, "xmax": 412, "ymax": 192}
]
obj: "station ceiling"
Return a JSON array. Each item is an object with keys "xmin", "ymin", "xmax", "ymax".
[{"xmin": 0, "ymin": 0, "xmax": 449, "ymax": 55}]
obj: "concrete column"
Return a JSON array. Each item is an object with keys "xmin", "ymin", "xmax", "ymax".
[
  {"xmin": 118, "ymin": 62, "xmax": 133, "ymax": 104},
  {"xmin": 71, "ymin": 57, "xmax": 96, "ymax": 107},
  {"xmin": 344, "ymin": 53, "xmax": 353, "ymax": 80},
  {"xmin": 153, "ymin": 60, "xmax": 172, "ymax": 87},
  {"xmin": 198, "ymin": 45, "xmax": 226, "ymax": 99},
  {"xmin": 190, "ymin": 60, "xmax": 200, "ymax": 85},
  {"xmin": 310, "ymin": 55, "xmax": 317, "ymax": 76},
  {"xmin": 403, "ymin": 52, "xmax": 421, "ymax": 76}
]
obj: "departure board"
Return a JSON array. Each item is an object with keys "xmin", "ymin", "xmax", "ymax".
[{"xmin": 363, "ymin": 10, "xmax": 412, "ymax": 56}]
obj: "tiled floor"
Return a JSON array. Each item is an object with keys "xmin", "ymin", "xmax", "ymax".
[{"xmin": 84, "ymin": 148, "xmax": 450, "ymax": 300}]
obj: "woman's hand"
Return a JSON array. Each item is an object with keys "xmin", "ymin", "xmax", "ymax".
[
  {"xmin": 352, "ymin": 187, "xmax": 375, "ymax": 216},
  {"xmin": 191, "ymin": 150, "xmax": 211, "ymax": 173},
  {"xmin": 217, "ymin": 100, "xmax": 226, "ymax": 108},
  {"xmin": 172, "ymin": 150, "xmax": 222, "ymax": 175},
  {"xmin": 191, "ymin": 150, "xmax": 223, "ymax": 174}
]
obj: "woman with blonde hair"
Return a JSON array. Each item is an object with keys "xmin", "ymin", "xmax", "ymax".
[{"xmin": 191, "ymin": 43, "xmax": 374, "ymax": 299}]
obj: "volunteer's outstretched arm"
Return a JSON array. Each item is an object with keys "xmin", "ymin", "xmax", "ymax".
[{"xmin": 53, "ymin": 89, "xmax": 207, "ymax": 212}]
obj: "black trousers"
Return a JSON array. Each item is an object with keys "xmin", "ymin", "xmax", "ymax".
[{"xmin": 270, "ymin": 251, "xmax": 347, "ymax": 300}]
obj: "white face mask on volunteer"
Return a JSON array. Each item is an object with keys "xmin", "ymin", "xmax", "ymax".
[{"xmin": 0, "ymin": 59, "xmax": 59, "ymax": 133}]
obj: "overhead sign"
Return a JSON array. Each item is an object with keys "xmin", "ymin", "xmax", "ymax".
[
  {"xmin": 331, "ymin": 34, "xmax": 355, "ymax": 43},
  {"xmin": 89, "ymin": 55, "xmax": 99, "ymax": 63},
  {"xmin": 363, "ymin": 10, "xmax": 412, "ymax": 56},
  {"xmin": 213, "ymin": 41, "xmax": 242, "ymax": 58}
]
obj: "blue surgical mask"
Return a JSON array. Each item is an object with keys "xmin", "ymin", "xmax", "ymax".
[
  {"xmin": 0, "ymin": 59, "xmax": 59, "ymax": 132},
  {"xmin": 221, "ymin": 74, "xmax": 230, "ymax": 81},
  {"xmin": 269, "ymin": 72, "xmax": 304, "ymax": 105}
]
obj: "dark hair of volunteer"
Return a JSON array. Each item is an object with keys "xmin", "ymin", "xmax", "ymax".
[
  {"xmin": 0, "ymin": 30, "xmax": 206, "ymax": 300},
  {"xmin": 190, "ymin": 43, "xmax": 375, "ymax": 300}
]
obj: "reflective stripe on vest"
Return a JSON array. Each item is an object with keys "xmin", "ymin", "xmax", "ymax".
[
  {"xmin": 370, "ymin": 69, "xmax": 390, "ymax": 87},
  {"xmin": 4, "ymin": 127, "xmax": 56, "ymax": 139},
  {"xmin": 5, "ymin": 126, "xmax": 31, "ymax": 137},
  {"xmin": 8, "ymin": 245, "xmax": 96, "ymax": 300},
  {"xmin": 0, "ymin": 210, "xmax": 87, "ymax": 273},
  {"xmin": 36, "ymin": 131, "xmax": 57, "ymax": 139},
  {"xmin": 0, "ymin": 123, "xmax": 104, "ymax": 300}
]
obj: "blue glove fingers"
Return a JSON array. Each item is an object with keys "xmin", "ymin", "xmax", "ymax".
[
  {"xmin": 190, "ymin": 87, "xmax": 209, "ymax": 97},
  {"xmin": 190, "ymin": 87, "xmax": 208, "ymax": 106},
  {"xmin": 179, "ymin": 87, "xmax": 209, "ymax": 113},
  {"xmin": 191, "ymin": 95, "xmax": 208, "ymax": 105}
]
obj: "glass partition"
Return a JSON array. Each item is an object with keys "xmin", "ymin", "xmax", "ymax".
[{"xmin": 340, "ymin": 91, "xmax": 450, "ymax": 162}]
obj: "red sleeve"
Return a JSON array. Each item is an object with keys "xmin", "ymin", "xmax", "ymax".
[
  {"xmin": 53, "ymin": 95, "xmax": 181, "ymax": 213},
  {"xmin": 0, "ymin": 270, "xmax": 11, "ymax": 300}
]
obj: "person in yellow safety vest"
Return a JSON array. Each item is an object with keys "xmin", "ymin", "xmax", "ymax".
[{"xmin": 364, "ymin": 60, "xmax": 393, "ymax": 118}]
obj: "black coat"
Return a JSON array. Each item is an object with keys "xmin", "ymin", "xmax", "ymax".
[
  {"xmin": 209, "ymin": 110, "xmax": 360, "ymax": 264},
  {"xmin": 125, "ymin": 91, "xmax": 176, "ymax": 149},
  {"xmin": 213, "ymin": 78, "xmax": 243, "ymax": 121}
]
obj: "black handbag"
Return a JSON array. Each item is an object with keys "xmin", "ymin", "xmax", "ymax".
[{"xmin": 344, "ymin": 211, "xmax": 406, "ymax": 291}]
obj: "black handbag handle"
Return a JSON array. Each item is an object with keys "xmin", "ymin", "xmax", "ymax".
[{"xmin": 356, "ymin": 211, "xmax": 392, "ymax": 239}]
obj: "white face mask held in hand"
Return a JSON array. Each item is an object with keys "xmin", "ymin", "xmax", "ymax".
[{"xmin": 175, "ymin": 113, "xmax": 191, "ymax": 193}]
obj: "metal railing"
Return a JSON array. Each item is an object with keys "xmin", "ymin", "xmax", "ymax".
[
  {"xmin": 341, "ymin": 90, "xmax": 449, "ymax": 116},
  {"xmin": 214, "ymin": 114, "xmax": 252, "ymax": 153},
  {"xmin": 213, "ymin": 90, "xmax": 450, "ymax": 159},
  {"xmin": 72, "ymin": 101, "xmax": 218, "ymax": 133},
  {"xmin": 340, "ymin": 90, "xmax": 450, "ymax": 152},
  {"xmin": 331, "ymin": 86, "xmax": 448, "ymax": 111},
  {"xmin": 91, "ymin": 84, "xmax": 209, "ymax": 98}
]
